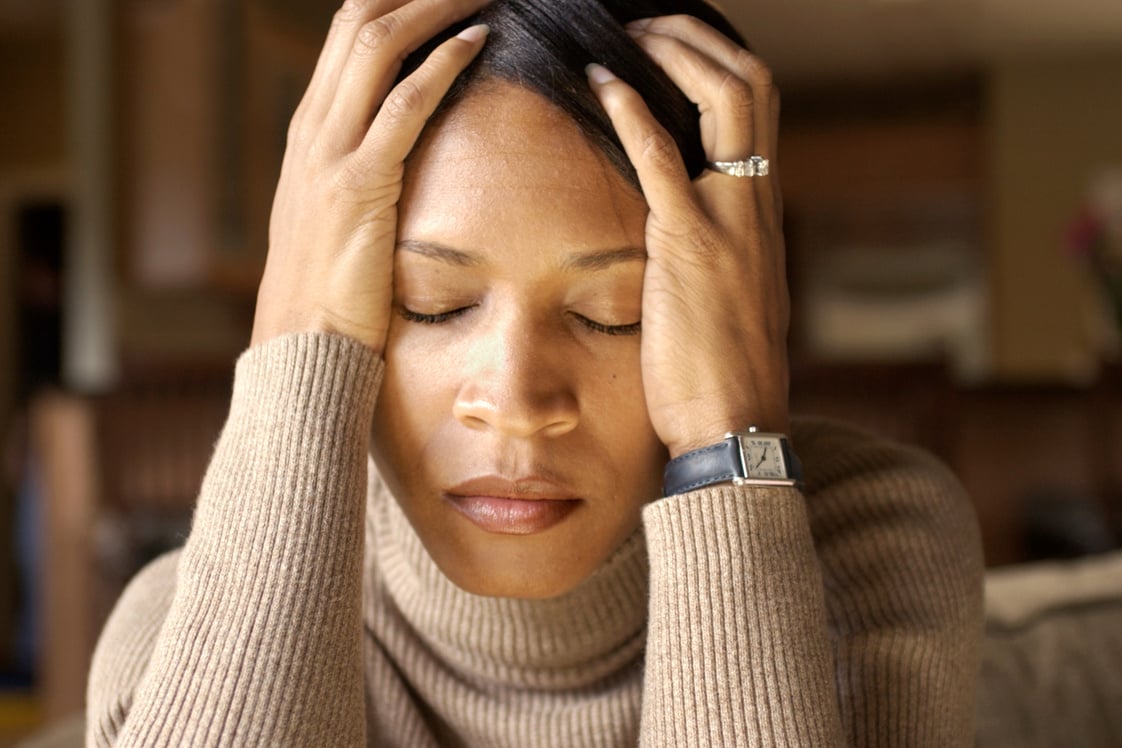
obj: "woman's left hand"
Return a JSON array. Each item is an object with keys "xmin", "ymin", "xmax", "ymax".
[{"xmin": 588, "ymin": 15, "xmax": 789, "ymax": 459}]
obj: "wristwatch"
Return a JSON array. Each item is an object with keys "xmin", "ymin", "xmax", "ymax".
[{"xmin": 663, "ymin": 427, "xmax": 803, "ymax": 496}]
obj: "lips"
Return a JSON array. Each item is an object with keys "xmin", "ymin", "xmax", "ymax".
[{"xmin": 444, "ymin": 476, "xmax": 581, "ymax": 535}]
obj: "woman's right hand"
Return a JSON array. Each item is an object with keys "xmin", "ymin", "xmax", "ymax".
[{"xmin": 251, "ymin": 0, "xmax": 490, "ymax": 354}]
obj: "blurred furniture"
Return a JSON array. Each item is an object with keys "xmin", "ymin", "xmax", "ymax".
[
  {"xmin": 12, "ymin": 712, "xmax": 83, "ymax": 748},
  {"xmin": 29, "ymin": 370, "xmax": 230, "ymax": 721},
  {"xmin": 800, "ymin": 241, "xmax": 987, "ymax": 380},
  {"xmin": 976, "ymin": 550, "xmax": 1122, "ymax": 748}
]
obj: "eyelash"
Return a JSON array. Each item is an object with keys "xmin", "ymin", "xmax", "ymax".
[
  {"xmin": 575, "ymin": 315, "xmax": 641, "ymax": 336},
  {"xmin": 398, "ymin": 307, "xmax": 471, "ymax": 325},
  {"xmin": 398, "ymin": 306, "xmax": 641, "ymax": 336}
]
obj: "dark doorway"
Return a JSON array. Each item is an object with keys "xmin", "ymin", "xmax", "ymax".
[{"xmin": 1, "ymin": 200, "xmax": 66, "ymax": 689}]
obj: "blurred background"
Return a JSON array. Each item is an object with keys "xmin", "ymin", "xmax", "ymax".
[{"xmin": 1, "ymin": 0, "xmax": 1120, "ymax": 743}]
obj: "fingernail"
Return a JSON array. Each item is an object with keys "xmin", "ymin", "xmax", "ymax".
[
  {"xmin": 626, "ymin": 18, "xmax": 653, "ymax": 30},
  {"xmin": 457, "ymin": 23, "xmax": 490, "ymax": 43},
  {"xmin": 585, "ymin": 63, "xmax": 617, "ymax": 86}
]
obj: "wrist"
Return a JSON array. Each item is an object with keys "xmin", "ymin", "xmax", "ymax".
[
  {"xmin": 665, "ymin": 412, "xmax": 790, "ymax": 460},
  {"xmin": 663, "ymin": 427, "xmax": 803, "ymax": 497}
]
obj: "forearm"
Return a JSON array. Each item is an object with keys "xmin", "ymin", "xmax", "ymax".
[
  {"xmin": 113, "ymin": 334, "xmax": 380, "ymax": 747},
  {"xmin": 640, "ymin": 485, "xmax": 845, "ymax": 747}
]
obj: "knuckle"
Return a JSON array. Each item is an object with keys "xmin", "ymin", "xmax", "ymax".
[
  {"xmin": 733, "ymin": 48, "xmax": 774, "ymax": 90},
  {"xmin": 654, "ymin": 14, "xmax": 693, "ymax": 31},
  {"xmin": 286, "ymin": 109, "xmax": 327, "ymax": 156},
  {"xmin": 654, "ymin": 208, "xmax": 714, "ymax": 251},
  {"xmin": 381, "ymin": 78, "xmax": 426, "ymax": 122},
  {"xmin": 638, "ymin": 130, "xmax": 682, "ymax": 174},
  {"xmin": 685, "ymin": 222, "xmax": 724, "ymax": 260},
  {"xmin": 332, "ymin": 165, "xmax": 367, "ymax": 199},
  {"xmin": 286, "ymin": 116, "xmax": 338, "ymax": 165},
  {"xmin": 334, "ymin": 158, "xmax": 368, "ymax": 192},
  {"xmin": 717, "ymin": 73, "xmax": 754, "ymax": 120},
  {"xmin": 334, "ymin": 0, "xmax": 370, "ymax": 25},
  {"xmin": 336, "ymin": 148, "xmax": 402, "ymax": 193},
  {"xmin": 356, "ymin": 15, "xmax": 401, "ymax": 55},
  {"xmin": 285, "ymin": 116, "xmax": 308, "ymax": 150}
]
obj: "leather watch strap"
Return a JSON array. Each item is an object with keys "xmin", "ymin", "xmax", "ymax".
[
  {"xmin": 662, "ymin": 436, "xmax": 742, "ymax": 496},
  {"xmin": 663, "ymin": 430, "xmax": 803, "ymax": 497}
]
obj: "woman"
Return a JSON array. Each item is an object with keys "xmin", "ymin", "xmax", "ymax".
[{"xmin": 87, "ymin": 0, "xmax": 984, "ymax": 744}]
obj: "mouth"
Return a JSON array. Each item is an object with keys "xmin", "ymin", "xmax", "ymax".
[{"xmin": 444, "ymin": 476, "xmax": 582, "ymax": 536}]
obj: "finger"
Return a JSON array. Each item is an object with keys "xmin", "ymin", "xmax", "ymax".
[
  {"xmin": 324, "ymin": 0, "xmax": 491, "ymax": 149},
  {"xmin": 628, "ymin": 15, "xmax": 779, "ymax": 160},
  {"xmin": 586, "ymin": 64, "xmax": 700, "ymax": 238},
  {"xmin": 298, "ymin": 0, "xmax": 413, "ymax": 126},
  {"xmin": 628, "ymin": 15, "xmax": 766, "ymax": 88},
  {"xmin": 626, "ymin": 30, "xmax": 753, "ymax": 162},
  {"xmin": 357, "ymin": 24, "xmax": 490, "ymax": 168}
]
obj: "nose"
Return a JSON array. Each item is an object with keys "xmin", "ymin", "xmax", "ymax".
[{"xmin": 452, "ymin": 315, "xmax": 580, "ymax": 439}]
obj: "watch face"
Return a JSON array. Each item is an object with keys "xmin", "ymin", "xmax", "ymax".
[{"xmin": 744, "ymin": 437, "xmax": 787, "ymax": 479}]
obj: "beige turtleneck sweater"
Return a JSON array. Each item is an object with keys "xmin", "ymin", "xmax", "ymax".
[{"xmin": 86, "ymin": 333, "xmax": 984, "ymax": 746}]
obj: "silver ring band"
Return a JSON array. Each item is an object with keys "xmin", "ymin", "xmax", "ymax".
[{"xmin": 707, "ymin": 156, "xmax": 769, "ymax": 178}]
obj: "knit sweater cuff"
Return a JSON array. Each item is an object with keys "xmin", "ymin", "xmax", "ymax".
[{"xmin": 640, "ymin": 486, "xmax": 843, "ymax": 746}]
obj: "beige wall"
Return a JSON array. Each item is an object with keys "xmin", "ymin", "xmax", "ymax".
[{"xmin": 987, "ymin": 53, "xmax": 1122, "ymax": 382}]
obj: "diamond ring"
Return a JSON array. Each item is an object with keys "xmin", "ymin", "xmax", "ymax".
[{"xmin": 706, "ymin": 156, "xmax": 769, "ymax": 178}]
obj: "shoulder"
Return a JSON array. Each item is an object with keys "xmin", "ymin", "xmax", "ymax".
[
  {"xmin": 87, "ymin": 550, "xmax": 181, "ymax": 736},
  {"xmin": 791, "ymin": 416, "xmax": 974, "ymax": 532},
  {"xmin": 791, "ymin": 416, "xmax": 983, "ymax": 621},
  {"xmin": 792, "ymin": 416, "xmax": 960, "ymax": 496}
]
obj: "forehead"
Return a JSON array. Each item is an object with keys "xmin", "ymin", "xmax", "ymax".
[
  {"xmin": 409, "ymin": 80, "xmax": 606, "ymax": 179},
  {"xmin": 398, "ymin": 81, "xmax": 647, "ymax": 249}
]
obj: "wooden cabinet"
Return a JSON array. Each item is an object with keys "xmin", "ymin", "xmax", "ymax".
[{"xmin": 792, "ymin": 363, "xmax": 1122, "ymax": 566}]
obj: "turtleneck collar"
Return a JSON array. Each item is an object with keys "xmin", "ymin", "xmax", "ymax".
[{"xmin": 363, "ymin": 462, "xmax": 650, "ymax": 691}]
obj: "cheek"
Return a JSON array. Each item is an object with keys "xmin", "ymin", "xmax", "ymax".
[
  {"xmin": 588, "ymin": 358, "xmax": 667, "ymax": 493},
  {"xmin": 371, "ymin": 322, "xmax": 459, "ymax": 463}
]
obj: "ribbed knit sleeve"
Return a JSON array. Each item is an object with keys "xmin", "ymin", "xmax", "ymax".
[
  {"xmin": 86, "ymin": 333, "xmax": 382, "ymax": 747},
  {"xmin": 641, "ymin": 485, "xmax": 844, "ymax": 746},
  {"xmin": 640, "ymin": 419, "xmax": 984, "ymax": 747}
]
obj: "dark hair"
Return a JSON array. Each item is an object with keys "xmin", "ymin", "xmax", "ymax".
[{"xmin": 400, "ymin": 0, "xmax": 748, "ymax": 189}]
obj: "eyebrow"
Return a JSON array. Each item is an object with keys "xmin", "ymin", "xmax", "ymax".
[
  {"xmin": 564, "ymin": 246, "xmax": 648, "ymax": 271},
  {"xmin": 396, "ymin": 239, "xmax": 647, "ymax": 271},
  {"xmin": 396, "ymin": 239, "xmax": 480, "ymax": 267}
]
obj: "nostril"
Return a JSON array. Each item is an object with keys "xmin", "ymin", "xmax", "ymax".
[
  {"xmin": 452, "ymin": 394, "xmax": 496, "ymax": 430},
  {"xmin": 453, "ymin": 370, "xmax": 579, "ymax": 438}
]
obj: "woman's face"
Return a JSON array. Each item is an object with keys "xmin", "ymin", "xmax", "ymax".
[{"xmin": 370, "ymin": 81, "xmax": 667, "ymax": 599}]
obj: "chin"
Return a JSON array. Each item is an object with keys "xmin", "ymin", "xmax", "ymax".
[
  {"xmin": 453, "ymin": 573, "xmax": 583, "ymax": 601},
  {"xmin": 429, "ymin": 535, "xmax": 609, "ymax": 601}
]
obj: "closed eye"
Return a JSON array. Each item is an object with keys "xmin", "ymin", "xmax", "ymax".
[
  {"xmin": 399, "ymin": 306, "xmax": 639, "ymax": 335},
  {"xmin": 398, "ymin": 305, "xmax": 475, "ymax": 325},
  {"xmin": 573, "ymin": 314, "xmax": 641, "ymax": 336}
]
